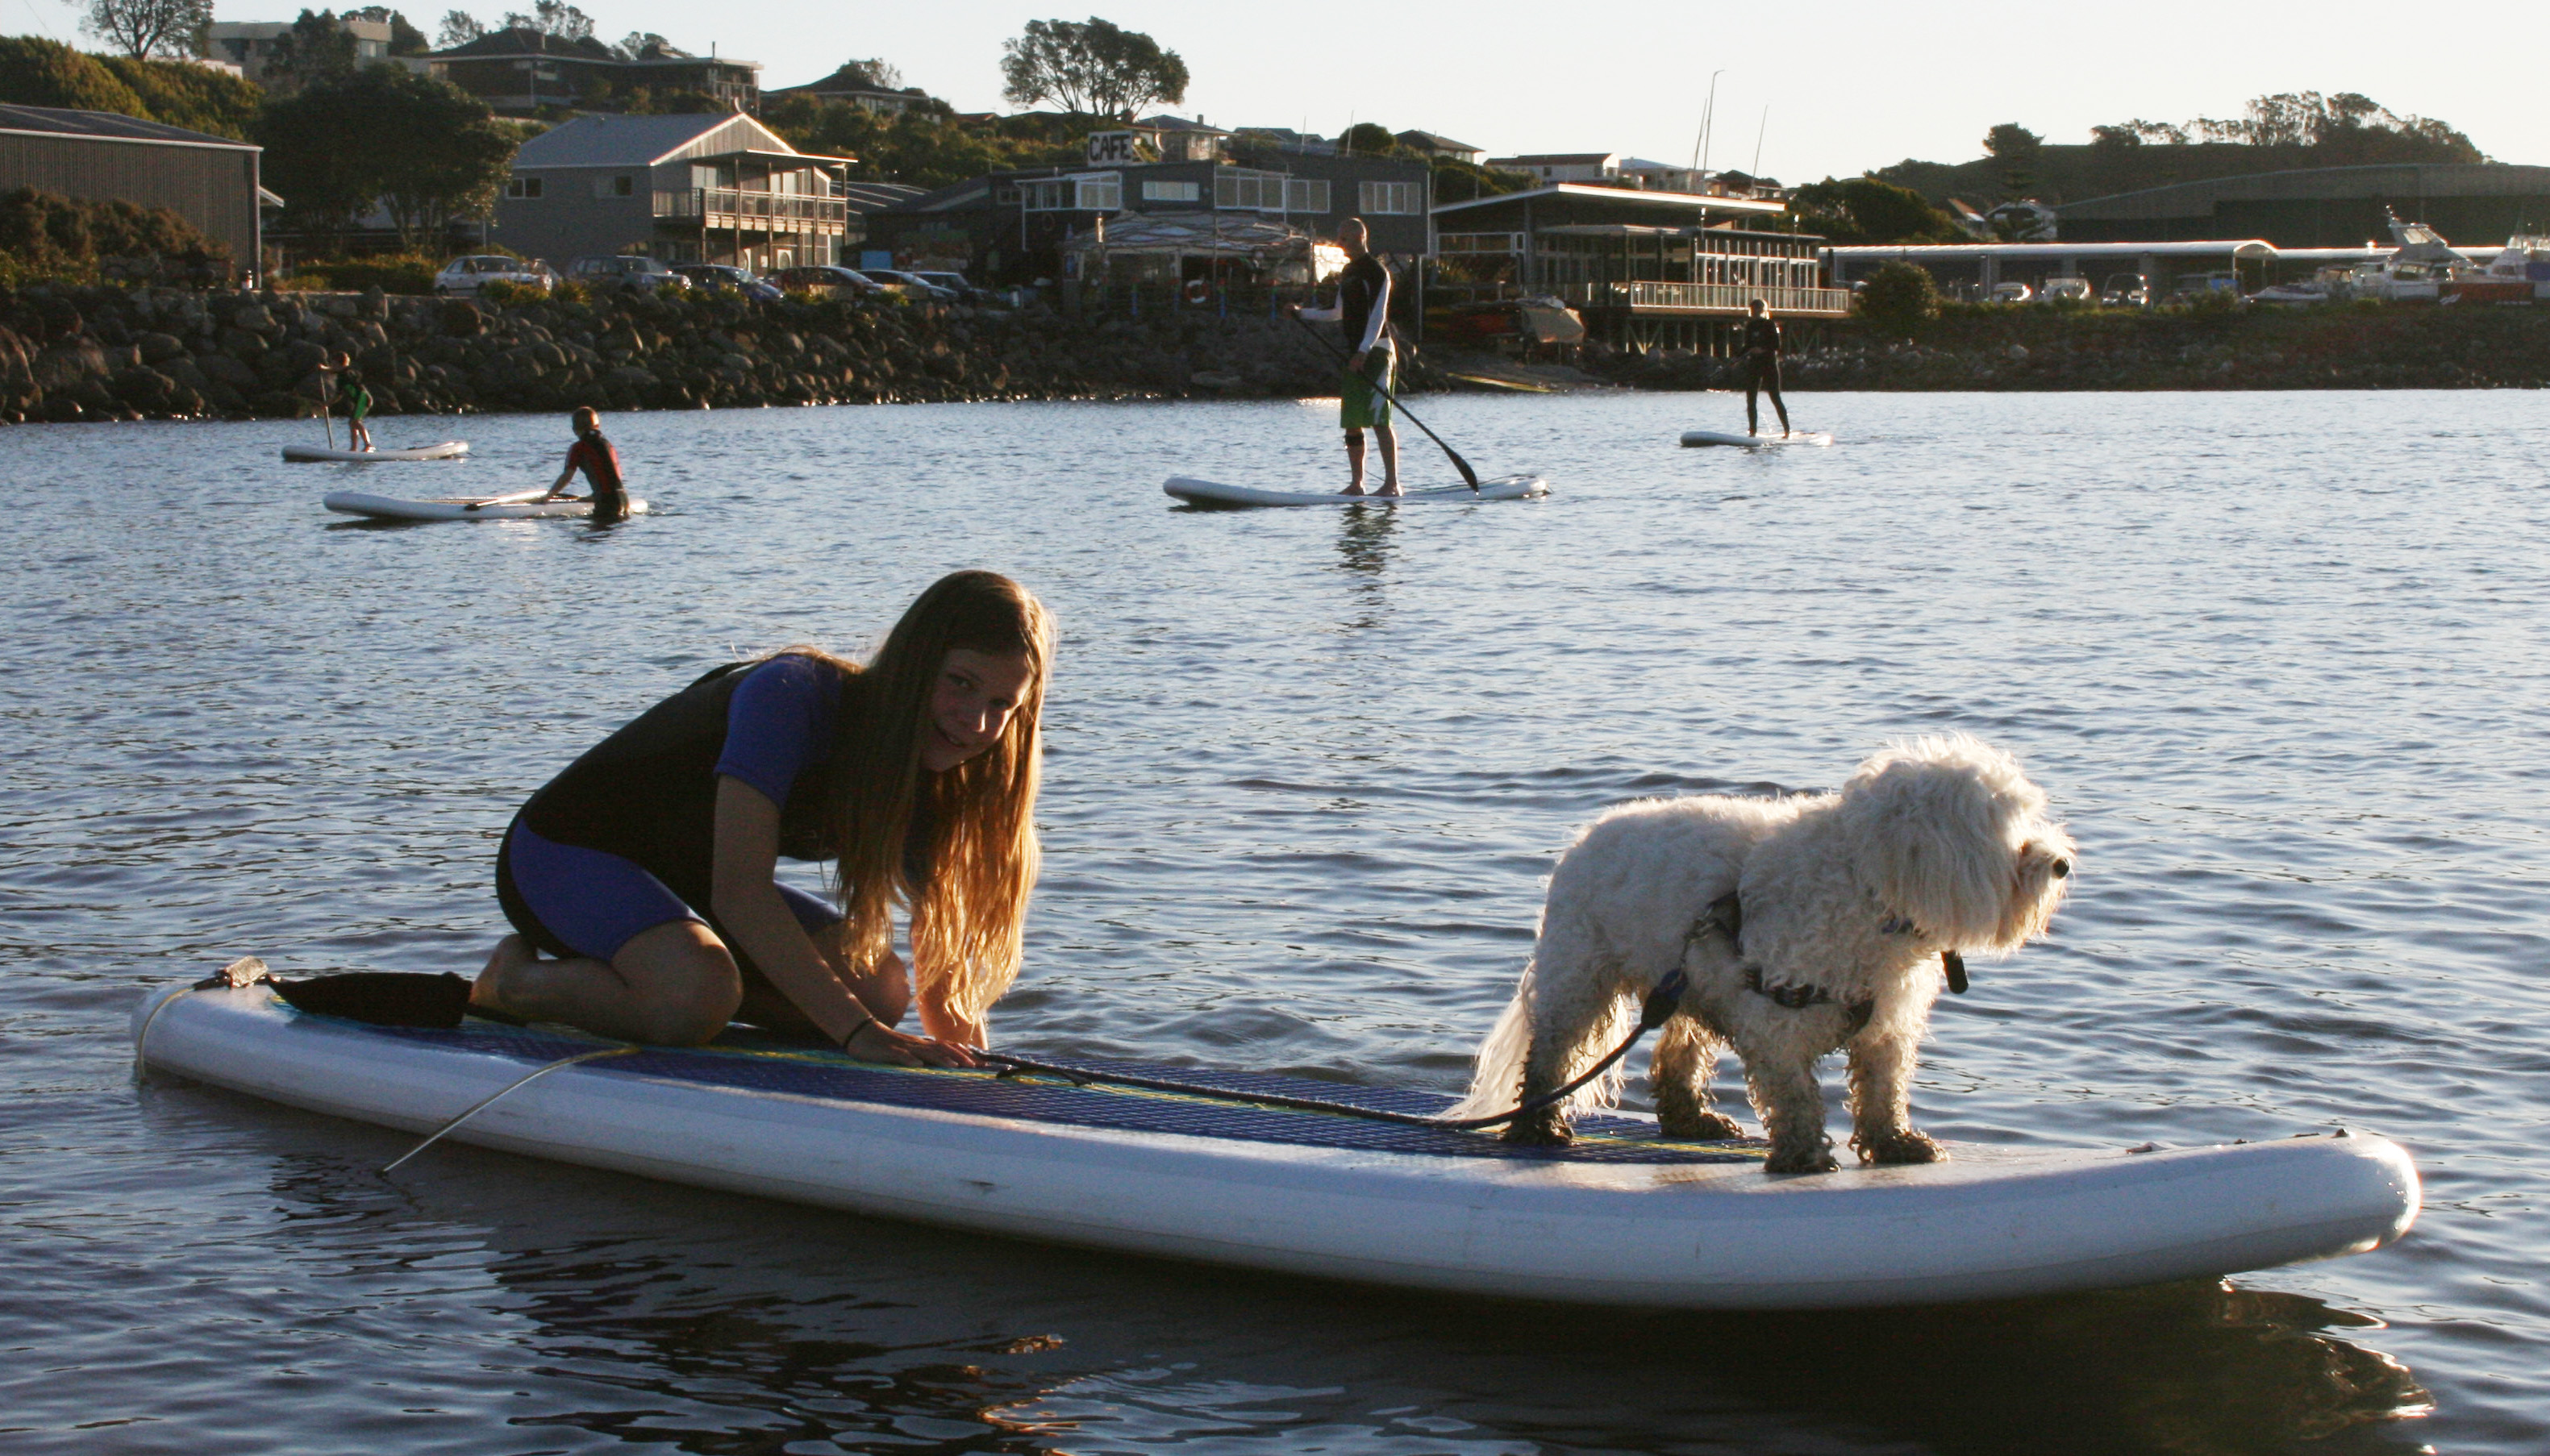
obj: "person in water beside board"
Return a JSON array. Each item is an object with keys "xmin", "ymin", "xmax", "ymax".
[
  {"xmin": 1742, "ymin": 297, "xmax": 1792, "ymax": 438},
  {"xmin": 472, "ymin": 571, "xmax": 1054, "ymax": 1063},
  {"xmin": 1291, "ymin": 218, "xmax": 1401, "ymax": 496},
  {"xmin": 540, "ymin": 406, "xmax": 627, "ymax": 510}
]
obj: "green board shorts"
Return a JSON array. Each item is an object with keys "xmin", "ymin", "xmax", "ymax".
[
  {"xmin": 344, "ymin": 385, "xmax": 372, "ymax": 421},
  {"xmin": 1340, "ymin": 346, "xmax": 1393, "ymax": 431}
]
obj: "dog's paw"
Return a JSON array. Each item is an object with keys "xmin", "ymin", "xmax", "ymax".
[
  {"xmin": 1855, "ymin": 1129, "xmax": 1946, "ymax": 1166},
  {"xmin": 1660, "ymin": 1108, "xmax": 1746, "ymax": 1142},
  {"xmin": 1763, "ymin": 1142, "xmax": 1841, "ymax": 1175},
  {"xmin": 1500, "ymin": 1113, "xmax": 1574, "ymax": 1147}
]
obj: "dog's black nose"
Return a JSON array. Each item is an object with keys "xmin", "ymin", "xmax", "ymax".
[{"xmin": 2052, "ymin": 859, "xmax": 2071, "ymax": 879}]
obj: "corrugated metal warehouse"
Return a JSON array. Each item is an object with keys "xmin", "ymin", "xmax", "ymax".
[
  {"xmin": 0, "ymin": 104, "xmax": 265, "ymax": 267},
  {"xmin": 2056, "ymin": 164, "xmax": 2550, "ymax": 249}
]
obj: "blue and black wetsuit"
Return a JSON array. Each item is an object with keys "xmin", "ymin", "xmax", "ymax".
[{"xmin": 497, "ymin": 653, "xmax": 926, "ymax": 975}]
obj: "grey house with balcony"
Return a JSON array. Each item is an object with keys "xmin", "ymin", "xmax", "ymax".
[
  {"xmin": 868, "ymin": 139, "xmax": 1429, "ymax": 284},
  {"xmin": 490, "ymin": 112, "xmax": 854, "ymax": 272}
]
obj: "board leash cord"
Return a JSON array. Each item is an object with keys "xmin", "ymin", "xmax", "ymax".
[
  {"xmin": 381, "ymin": 1046, "xmax": 637, "ymax": 1174},
  {"xmin": 974, "ymin": 970, "xmax": 1690, "ymax": 1133}
]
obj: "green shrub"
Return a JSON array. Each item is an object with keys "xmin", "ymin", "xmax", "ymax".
[
  {"xmin": 277, "ymin": 253, "xmax": 440, "ymax": 294},
  {"xmin": 0, "ymin": 185, "xmax": 227, "ymax": 284},
  {"xmin": 1856, "ymin": 260, "xmax": 1940, "ymax": 335}
]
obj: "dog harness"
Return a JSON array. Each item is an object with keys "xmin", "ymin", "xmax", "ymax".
[{"xmin": 1691, "ymin": 892, "xmax": 1964, "ymax": 1037}]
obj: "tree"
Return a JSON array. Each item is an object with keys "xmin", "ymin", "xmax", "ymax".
[
  {"xmin": 435, "ymin": 9, "xmax": 484, "ymax": 47},
  {"xmin": 1856, "ymin": 260, "xmax": 1938, "ymax": 336},
  {"xmin": 615, "ymin": 31, "xmax": 678, "ymax": 60},
  {"xmin": 1339, "ymin": 122, "xmax": 1397, "ymax": 156},
  {"xmin": 1982, "ymin": 122, "xmax": 2042, "ymax": 200},
  {"xmin": 344, "ymin": 6, "xmax": 433, "ymax": 55},
  {"xmin": 500, "ymin": 0, "xmax": 592, "ymax": 40},
  {"xmin": 998, "ymin": 17, "xmax": 1185, "ymax": 121},
  {"xmin": 81, "ymin": 0, "xmax": 211, "ymax": 60},
  {"xmin": 257, "ymin": 65, "xmax": 519, "ymax": 248},
  {"xmin": 1792, "ymin": 175, "xmax": 1961, "ymax": 246},
  {"xmin": 262, "ymin": 9, "xmax": 364, "ymax": 90}
]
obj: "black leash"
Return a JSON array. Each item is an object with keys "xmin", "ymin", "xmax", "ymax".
[
  {"xmin": 1288, "ymin": 312, "xmax": 1481, "ymax": 491},
  {"xmin": 976, "ymin": 969, "xmax": 1690, "ymax": 1133}
]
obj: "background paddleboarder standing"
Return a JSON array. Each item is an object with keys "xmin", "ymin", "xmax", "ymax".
[
  {"xmin": 1743, "ymin": 297, "xmax": 1791, "ymax": 437},
  {"xmin": 1293, "ymin": 218, "xmax": 1400, "ymax": 496}
]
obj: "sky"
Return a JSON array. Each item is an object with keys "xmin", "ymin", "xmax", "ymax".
[{"xmin": 105, "ymin": 0, "xmax": 2540, "ymax": 180}]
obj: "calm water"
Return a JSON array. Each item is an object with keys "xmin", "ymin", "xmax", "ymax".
[{"xmin": 3, "ymin": 389, "xmax": 2545, "ymax": 1454}]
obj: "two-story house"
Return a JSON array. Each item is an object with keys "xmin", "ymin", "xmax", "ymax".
[
  {"xmin": 869, "ymin": 127, "xmax": 1430, "ymax": 285},
  {"xmin": 428, "ymin": 30, "xmax": 759, "ymax": 117},
  {"xmin": 491, "ymin": 113, "xmax": 858, "ymax": 272}
]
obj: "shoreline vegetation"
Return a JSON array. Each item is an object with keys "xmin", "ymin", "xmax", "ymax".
[{"xmin": 2, "ymin": 285, "xmax": 2547, "ymax": 425}]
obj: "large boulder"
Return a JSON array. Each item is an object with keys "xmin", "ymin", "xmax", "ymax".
[{"xmin": 32, "ymin": 338, "xmax": 110, "ymax": 393}]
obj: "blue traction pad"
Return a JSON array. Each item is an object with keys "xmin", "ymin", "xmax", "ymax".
[{"xmin": 327, "ymin": 1004, "xmax": 1767, "ymax": 1167}]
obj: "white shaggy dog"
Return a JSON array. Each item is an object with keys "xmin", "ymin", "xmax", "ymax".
[{"xmin": 1450, "ymin": 734, "xmax": 2073, "ymax": 1174}]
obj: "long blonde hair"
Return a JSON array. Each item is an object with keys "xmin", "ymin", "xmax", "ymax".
[{"xmin": 825, "ymin": 571, "xmax": 1052, "ymax": 1021}]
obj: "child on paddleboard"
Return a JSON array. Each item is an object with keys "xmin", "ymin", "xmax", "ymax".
[
  {"xmin": 472, "ymin": 572, "xmax": 1053, "ymax": 1066},
  {"xmin": 541, "ymin": 406, "xmax": 627, "ymax": 511},
  {"xmin": 323, "ymin": 351, "xmax": 373, "ymax": 451}
]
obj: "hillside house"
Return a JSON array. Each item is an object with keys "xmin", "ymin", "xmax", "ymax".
[{"xmin": 492, "ymin": 112, "xmax": 853, "ymax": 270}]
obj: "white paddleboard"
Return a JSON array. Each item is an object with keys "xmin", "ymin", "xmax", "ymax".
[
  {"xmin": 323, "ymin": 489, "xmax": 647, "ymax": 522},
  {"xmin": 1681, "ymin": 430, "xmax": 1832, "ymax": 448},
  {"xmin": 133, "ymin": 977, "xmax": 2419, "ymax": 1311},
  {"xmin": 1165, "ymin": 474, "xmax": 1548, "ymax": 508},
  {"xmin": 283, "ymin": 442, "xmax": 470, "ymax": 462}
]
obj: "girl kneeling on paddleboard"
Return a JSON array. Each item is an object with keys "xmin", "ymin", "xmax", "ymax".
[{"xmin": 473, "ymin": 571, "xmax": 1052, "ymax": 1065}]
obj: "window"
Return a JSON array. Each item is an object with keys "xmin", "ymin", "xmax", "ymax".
[
  {"xmin": 1359, "ymin": 180, "xmax": 1419, "ymax": 215},
  {"xmin": 1074, "ymin": 173, "xmax": 1121, "ymax": 210},
  {"xmin": 506, "ymin": 176, "xmax": 542, "ymax": 199},
  {"xmin": 1022, "ymin": 178, "xmax": 1073, "ymax": 211},
  {"xmin": 1143, "ymin": 179, "xmax": 1201, "ymax": 203},
  {"xmin": 1215, "ymin": 170, "xmax": 1327, "ymax": 214}
]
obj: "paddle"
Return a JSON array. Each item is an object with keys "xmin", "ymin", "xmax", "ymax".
[
  {"xmin": 1290, "ymin": 312, "xmax": 1480, "ymax": 493},
  {"xmin": 461, "ymin": 488, "xmax": 555, "ymax": 513}
]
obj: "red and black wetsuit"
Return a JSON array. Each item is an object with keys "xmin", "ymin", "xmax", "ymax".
[{"xmin": 565, "ymin": 430, "xmax": 625, "ymax": 509}]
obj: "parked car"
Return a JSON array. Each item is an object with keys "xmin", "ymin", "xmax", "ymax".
[
  {"xmin": 1985, "ymin": 281, "xmax": 2034, "ymax": 304},
  {"xmin": 565, "ymin": 255, "xmax": 691, "ymax": 293},
  {"xmin": 434, "ymin": 254, "xmax": 550, "ymax": 296},
  {"xmin": 910, "ymin": 270, "xmax": 985, "ymax": 303},
  {"xmin": 671, "ymin": 263, "xmax": 783, "ymax": 302},
  {"xmin": 2099, "ymin": 272, "xmax": 2151, "ymax": 307},
  {"xmin": 863, "ymin": 268, "xmax": 960, "ymax": 303},
  {"xmin": 770, "ymin": 264, "xmax": 886, "ymax": 298},
  {"xmin": 2035, "ymin": 275, "xmax": 2094, "ymax": 305}
]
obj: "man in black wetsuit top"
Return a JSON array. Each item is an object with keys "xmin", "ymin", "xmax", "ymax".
[
  {"xmin": 1743, "ymin": 297, "xmax": 1790, "ymax": 438},
  {"xmin": 1293, "ymin": 218, "xmax": 1400, "ymax": 496}
]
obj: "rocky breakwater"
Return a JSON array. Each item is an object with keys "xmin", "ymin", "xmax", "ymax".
[
  {"xmin": 0, "ymin": 283, "xmax": 1448, "ymax": 424},
  {"xmin": 1595, "ymin": 305, "xmax": 2550, "ymax": 393}
]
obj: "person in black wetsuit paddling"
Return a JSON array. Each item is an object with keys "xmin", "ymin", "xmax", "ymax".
[
  {"xmin": 1291, "ymin": 218, "xmax": 1400, "ymax": 496},
  {"xmin": 471, "ymin": 572, "xmax": 1054, "ymax": 1064},
  {"xmin": 1742, "ymin": 297, "xmax": 1791, "ymax": 438},
  {"xmin": 541, "ymin": 406, "xmax": 627, "ymax": 511}
]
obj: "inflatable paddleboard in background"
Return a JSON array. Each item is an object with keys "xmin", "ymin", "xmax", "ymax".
[
  {"xmin": 323, "ymin": 489, "xmax": 646, "ymax": 522},
  {"xmin": 1681, "ymin": 430, "xmax": 1834, "ymax": 448},
  {"xmin": 1165, "ymin": 475, "xmax": 1548, "ymax": 508},
  {"xmin": 283, "ymin": 442, "xmax": 469, "ymax": 462},
  {"xmin": 132, "ymin": 976, "xmax": 2420, "ymax": 1311}
]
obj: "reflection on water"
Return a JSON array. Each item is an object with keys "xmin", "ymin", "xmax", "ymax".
[
  {"xmin": 215, "ymin": 1105, "xmax": 2427, "ymax": 1456},
  {"xmin": 1335, "ymin": 503, "xmax": 1400, "ymax": 630}
]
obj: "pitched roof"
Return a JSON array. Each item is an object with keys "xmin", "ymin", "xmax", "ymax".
[
  {"xmin": 1395, "ymin": 130, "xmax": 1481, "ymax": 152},
  {"xmin": 515, "ymin": 112, "xmax": 794, "ymax": 168},
  {"xmin": 0, "ymin": 103, "xmax": 256, "ymax": 149},
  {"xmin": 432, "ymin": 26, "xmax": 619, "ymax": 61}
]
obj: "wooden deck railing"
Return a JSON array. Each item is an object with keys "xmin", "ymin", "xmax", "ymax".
[
  {"xmin": 655, "ymin": 189, "xmax": 849, "ymax": 233},
  {"xmin": 1562, "ymin": 281, "xmax": 1852, "ymax": 316}
]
